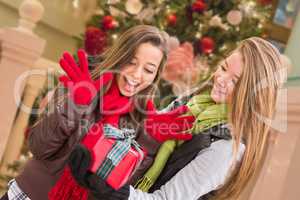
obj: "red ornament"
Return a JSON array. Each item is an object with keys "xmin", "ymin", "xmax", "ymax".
[
  {"xmin": 192, "ymin": 0, "xmax": 207, "ymax": 13},
  {"xmin": 84, "ymin": 26, "xmax": 107, "ymax": 56},
  {"xmin": 257, "ymin": 0, "xmax": 272, "ymax": 5},
  {"xmin": 167, "ymin": 14, "xmax": 177, "ymax": 26},
  {"xmin": 102, "ymin": 15, "xmax": 117, "ymax": 31},
  {"xmin": 199, "ymin": 37, "xmax": 215, "ymax": 54}
]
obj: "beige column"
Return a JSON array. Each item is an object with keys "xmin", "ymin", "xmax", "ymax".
[
  {"xmin": 0, "ymin": 0, "xmax": 45, "ymax": 165},
  {"xmin": 0, "ymin": 58, "xmax": 61, "ymax": 175}
]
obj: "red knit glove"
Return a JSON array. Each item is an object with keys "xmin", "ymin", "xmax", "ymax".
[
  {"xmin": 144, "ymin": 101, "xmax": 195, "ymax": 143},
  {"xmin": 59, "ymin": 49, "xmax": 113, "ymax": 105}
]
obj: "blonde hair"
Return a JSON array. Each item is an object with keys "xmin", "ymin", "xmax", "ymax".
[{"xmin": 213, "ymin": 37, "xmax": 282, "ymax": 199}]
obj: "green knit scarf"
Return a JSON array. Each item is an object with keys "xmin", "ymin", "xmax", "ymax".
[{"xmin": 134, "ymin": 90, "xmax": 228, "ymax": 191}]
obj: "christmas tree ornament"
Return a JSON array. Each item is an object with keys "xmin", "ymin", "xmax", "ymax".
[
  {"xmin": 209, "ymin": 15, "xmax": 222, "ymax": 26},
  {"xmin": 84, "ymin": 26, "xmax": 107, "ymax": 56},
  {"xmin": 209, "ymin": 15, "xmax": 229, "ymax": 30},
  {"xmin": 192, "ymin": 0, "xmax": 207, "ymax": 13},
  {"xmin": 162, "ymin": 42, "xmax": 201, "ymax": 93},
  {"xmin": 226, "ymin": 10, "xmax": 243, "ymax": 26},
  {"xmin": 199, "ymin": 37, "xmax": 215, "ymax": 54},
  {"xmin": 102, "ymin": 15, "xmax": 118, "ymax": 31},
  {"xmin": 167, "ymin": 13, "xmax": 177, "ymax": 26},
  {"xmin": 125, "ymin": 0, "xmax": 143, "ymax": 15}
]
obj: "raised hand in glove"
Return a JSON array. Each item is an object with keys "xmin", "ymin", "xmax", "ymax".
[
  {"xmin": 59, "ymin": 49, "xmax": 113, "ymax": 105},
  {"xmin": 144, "ymin": 101, "xmax": 195, "ymax": 143},
  {"xmin": 68, "ymin": 144, "xmax": 130, "ymax": 200}
]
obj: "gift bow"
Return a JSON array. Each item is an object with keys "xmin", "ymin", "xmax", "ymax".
[{"xmin": 96, "ymin": 124, "xmax": 145, "ymax": 179}]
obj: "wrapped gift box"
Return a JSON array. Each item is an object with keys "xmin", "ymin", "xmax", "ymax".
[{"xmin": 82, "ymin": 124, "xmax": 146, "ymax": 190}]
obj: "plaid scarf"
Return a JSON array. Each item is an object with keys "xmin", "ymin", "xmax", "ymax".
[
  {"xmin": 135, "ymin": 90, "xmax": 228, "ymax": 191},
  {"xmin": 48, "ymin": 78, "xmax": 133, "ymax": 200}
]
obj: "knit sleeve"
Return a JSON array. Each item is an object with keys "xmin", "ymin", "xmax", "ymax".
[{"xmin": 129, "ymin": 139, "xmax": 245, "ymax": 200}]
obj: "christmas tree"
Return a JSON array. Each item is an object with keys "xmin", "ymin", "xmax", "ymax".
[
  {"xmin": 73, "ymin": 0, "xmax": 273, "ymax": 106},
  {"xmin": 76, "ymin": 0, "xmax": 272, "ymax": 68}
]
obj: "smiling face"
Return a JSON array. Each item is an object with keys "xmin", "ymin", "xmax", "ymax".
[
  {"xmin": 116, "ymin": 42, "xmax": 163, "ymax": 97},
  {"xmin": 211, "ymin": 52, "xmax": 244, "ymax": 103}
]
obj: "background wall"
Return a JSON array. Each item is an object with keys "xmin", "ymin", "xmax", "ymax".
[
  {"xmin": 285, "ymin": 12, "xmax": 300, "ymax": 84},
  {"xmin": 0, "ymin": 0, "xmax": 86, "ymax": 61}
]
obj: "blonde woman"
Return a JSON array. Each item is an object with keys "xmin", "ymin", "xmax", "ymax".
[
  {"xmin": 132, "ymin": 37, "xmax": 282, "ymax": 199},
  {"xmin": 74, "ymin": 37, "xmax": 282, "ymax": 200},
  {"xmin": 0, "ymin": 25, "xmax": 195, "ymax": 200}
]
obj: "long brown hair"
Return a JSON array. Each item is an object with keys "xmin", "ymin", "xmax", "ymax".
[
  {"xmin": 42, "ymin": 25, "xmax": 169, "ymax": 129},
  {"xmin": 91, "ymin": 25, "xmax": 169, "ymax": 125},
  {"xmin": 211, "ymin": 37, "xmax": 282, "ymax": 199}
]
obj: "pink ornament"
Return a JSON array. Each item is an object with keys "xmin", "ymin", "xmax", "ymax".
[
  {"xmin": 226, "ymin": 10, "xmax": 242, "ymax": 26},
  {"xmin": 163, "ymin": 42, "xmax": 200, "ymax": 87}
]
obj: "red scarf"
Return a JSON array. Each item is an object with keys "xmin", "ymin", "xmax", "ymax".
[{"xmin": 48, "ymin": 77, "xmax": 133, "ymax": 200}]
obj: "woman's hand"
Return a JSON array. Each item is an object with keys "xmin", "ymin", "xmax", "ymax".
[
  {"xmin": 144, "ymin": 101, "xmax": 195, "ymax": 143},
  {"xmin": 69, "ymin": 144, "xmax": 130, "ymax": 199},
  {"xmin": 59, "ymin": 49, "xmax": 113, "ymax": 105}
]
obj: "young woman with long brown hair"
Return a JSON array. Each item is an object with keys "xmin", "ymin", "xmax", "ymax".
[
  {"xmin": 73, "ymin": 37, "xmax": 283, "ymax": 200},
  {"xmin": 0, "ymin": 25, "xmax": 195, "ymax": 200}
]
